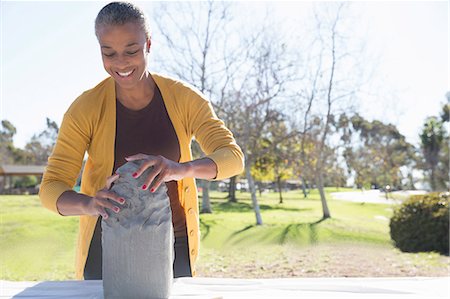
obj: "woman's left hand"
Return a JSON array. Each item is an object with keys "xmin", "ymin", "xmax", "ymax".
[{"xmin": 125, "ymin": 154, "xmax": 188, "ymax": 192}]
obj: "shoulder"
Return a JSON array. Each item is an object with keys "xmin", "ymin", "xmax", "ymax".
[
  {"xmin": 152, "ymin": 72, "xmax": 208, "ymax": 104},
  {"xmin": 66, "ymin": 77, "xmax": 114, "ymax": 117}
]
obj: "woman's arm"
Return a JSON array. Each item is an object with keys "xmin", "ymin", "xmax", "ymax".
[
  {"xmin": 39, "ymin": 112, "xmax": 89, "ymax": 215},
  {"xmin": 40, "ymin": 109, "xmax": 123, "ymax": 218},
  {"xmin": 186, "ymin": 87, "xmax": 244, "ymax": 180},
  {"xmin": 183, "ymin": 157, "xmax": 218, "ymax": 180}
]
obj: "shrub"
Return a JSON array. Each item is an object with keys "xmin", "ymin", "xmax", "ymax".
[
  {"xmin": 389, "ymin": 192, "xmax": 449, "ymax": 255},
  {"xmin": 13, "ymin": 175, "xmax": 38, "ymax": 188}
]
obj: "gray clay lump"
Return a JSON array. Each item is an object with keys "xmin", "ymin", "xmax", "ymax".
[{"xmin": 102, "ymin": 161, "xmax": 174, "ymax": 299}]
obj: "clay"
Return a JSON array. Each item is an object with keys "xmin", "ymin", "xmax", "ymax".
[{"xmin": 102, "ymin": 161, "xmax": 174, "ymax": 299}]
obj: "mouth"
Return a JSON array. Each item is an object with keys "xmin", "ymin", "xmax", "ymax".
[{"xmin": 116, "ymin": 69, "xmax": 134, "ymax": 78}]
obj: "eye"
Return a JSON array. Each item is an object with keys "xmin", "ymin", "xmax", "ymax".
[
  {"xmin": 126, "ymin": 50, "xmax": 139, "ymax": 56},
  {"xmin": 103, "ymin": 52, "xmax": 115, "ymax": 57}
]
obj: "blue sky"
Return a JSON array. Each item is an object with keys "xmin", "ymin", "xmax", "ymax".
[{"xmin": 1, "ymin": 1, "xmax": 448, "ymax": 149}]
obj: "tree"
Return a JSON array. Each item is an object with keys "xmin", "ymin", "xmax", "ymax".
[
  {"xmin": 24, "ymin": 118, "xmax": 59, "ymax": 165},
  {"xmin": 0, "ymin": 120, "xmax": 17, "ymax": 164},
  {"xmin": 266, "ymin": 118, "xmax": 294, "ymax": 203},
  {"xmin": 230, "ymin": 24, "xmax": 296, "ymax": 225},
  {"xmin": 437, "ymin": 102, "xmax": 450, "ymax": 190},
  {"xmin": 292, "ymin": 3, "xmax": 365, "ymax": 219},
  {"xmin": 250, "ymin": 118, "xmax": 294, "ymax": 203},
  {"xmin": 341, "ymin": 114, "xmax": 416, "ymax": 190},
  {"xmin": 420, "ymin": 116, "xmax": 446, "ymax": 191},
  {"xmin": 0, "ymin": 120, "xmax": 31, "ymax": 164},
  {"xmin": 152, "ymin": 0, "xmax": 237, "ymax": 213}
]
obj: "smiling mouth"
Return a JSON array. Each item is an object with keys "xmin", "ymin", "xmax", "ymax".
[{"xmin": 116, "ymin": 69, "xmax": 134, "ymax": 77}]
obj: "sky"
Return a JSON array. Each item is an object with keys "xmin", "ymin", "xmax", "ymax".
[{"xmin": 0, "ymin": 1, "xmax": 448, "ymax": 149}]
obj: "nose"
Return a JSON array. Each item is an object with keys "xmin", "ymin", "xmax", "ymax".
[{"xmin": 113, "ymin": 54, "xmax": 130, "ymax": 69}]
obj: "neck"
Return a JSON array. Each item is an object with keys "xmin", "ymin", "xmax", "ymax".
[{"xmin": 116, "ymin": 71, "xmax": 155, "ymax": 110}]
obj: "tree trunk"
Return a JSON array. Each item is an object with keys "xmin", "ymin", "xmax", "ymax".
[
  {"xmin": 201, "ymin": 180, "xmax": 212, "ymax": 214},
  {"xmin": 228, "ymin": 175, "xmax": 237, "ymax": 202},
  {"xmin": 408, "ymin": 171, "xmax": 415, "ymax": 190},
  {"xmin": 245, "ymin": 163, "xmax": 263, "ymax": 225},
  {"xmin": 317, "ymin": 171, "xmax": 331, "ymax": 219},
  {"xmin": 257, "ymin": 182, "xmax": 262, "ymax": 197},
  {"xmin": 277, "ymin": 176, "xmax": 283, "ymax": 204},
  {"xmin": 300, "ymin": 176, "xmax": 308, "ymax": 198},
  {"xmin": 430, "ymin": 165, "xmax": 436, "ymax": 191},
  {"xmin": 0, "ymin": 175, "xmax": 4, "ymax": 194}
]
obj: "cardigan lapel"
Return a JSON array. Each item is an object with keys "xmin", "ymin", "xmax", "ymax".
[
  {"xmin": 152, "ymin": 73, "xmax": 189, "ymax": 164},
  {"xmin": 105, "ymin": 77, "xmax": 117, "ymax": 176}
]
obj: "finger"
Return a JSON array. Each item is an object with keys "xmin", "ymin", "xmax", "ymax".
[
  {"xmin": 97, "ymin": 189, "xmax": 125, "ymax": 205},
  {"xmin": 98, "ymin": 207, "xmax": 109, "ymax": 219},
  {"xmin": 95, "ymin": 196, "xmax": 121, "ymax": 214},
  {"xmin": 106, "ymin": 174, "xmax": 120, "ymax": 189},
  {"xmin": 125, "ymin": 153, "xmax": 149, "ymax": 162},
  {"xmin": 133, "ymin": 157, "xmax": 158, "ymax": 179},
  {"xmin": 149, "ymin": 170, "xmax": 166, "ymax": 192},
  {"xmin": 142, "ymin": 164, "xmax": 163, "ymax": 190}
]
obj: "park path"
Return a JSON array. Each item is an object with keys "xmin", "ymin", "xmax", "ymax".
[{"xmin": 330, "ymin": 190, "xmax": 426, "ymax": 205}]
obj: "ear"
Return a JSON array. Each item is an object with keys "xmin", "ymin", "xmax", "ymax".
[{"xmin": 146, "ymin": 39, "xmax": 151, "ymax": 53}]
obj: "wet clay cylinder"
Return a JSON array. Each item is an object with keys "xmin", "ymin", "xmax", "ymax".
[{"xmin": 102, "ymin": 161, "xmax": 174, "ymax": 299}]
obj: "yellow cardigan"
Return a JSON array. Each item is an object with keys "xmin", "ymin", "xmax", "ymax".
[{"xmin": 39, "ymin": 73, "xmax": 244, "ymax": 279}]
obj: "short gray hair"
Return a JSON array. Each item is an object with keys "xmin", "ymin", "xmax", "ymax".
[{"xmin": 95, "ymin": 1, "xmax": 151, "ymax": 40}]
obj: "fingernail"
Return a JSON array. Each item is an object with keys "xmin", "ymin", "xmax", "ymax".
[
  {"xmin": 142, "ymin": 184, "xmax": 147, "ymax": 190},
  {"xmin": 114, "ymin": 206, "xmax": 120, "ymax": 213},
  {"xmin": 103, "ymin": 214, "xmax": 108, "ymax": 219},
  {"xmin": 150, "ymin": 188, "xmax": 155, "ymax": 193},
  {"xmin": 119, "ymin": 198, "xmax": 125, "ymax": 204},
  {"xmin": 132, "ymin": 172, "xmax": 138, "ymax": 178}
]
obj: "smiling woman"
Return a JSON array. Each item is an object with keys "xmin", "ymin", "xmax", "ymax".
[
  {"xmin": 95, "ymin": 3, "xmax": 153, "ymax": 108},
  {"xmin": 38, "ymin": 1, "xmax": 244, "ymax": 282}
]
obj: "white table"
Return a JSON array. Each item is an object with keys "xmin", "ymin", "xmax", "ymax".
[{"xmin": 1, "ymin": 277, "xmax": 449, "ymax": 299}]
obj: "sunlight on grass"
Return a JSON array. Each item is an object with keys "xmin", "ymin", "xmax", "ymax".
[
  {"xmin": 1, "ymin": 196, "xmax": 78, "ymax": 280},
  {"xmin": 1, "ymin": 189, "xmax": 444, "ymax": 280}
]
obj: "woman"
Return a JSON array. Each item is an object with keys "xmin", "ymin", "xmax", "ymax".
[{"xmin": 39, "ymin": 1, "xmax": 244, "ymax": 280}]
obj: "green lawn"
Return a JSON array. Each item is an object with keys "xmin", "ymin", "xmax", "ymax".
[
  {"xmin": 0, "ymin": 188, "xmax": 396, "ymax": 280},
  {"xmin": 1, "ymin": 195, "xmax": 78, "ymax": 280},
  {"xmin": 201, "ymin": 188, "xmax": 392, "ymax": 249}
]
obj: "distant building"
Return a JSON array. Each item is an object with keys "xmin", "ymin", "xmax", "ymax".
[{"xmin": 0, "ymin": 165, "xmax": 46, "ymax": 194}]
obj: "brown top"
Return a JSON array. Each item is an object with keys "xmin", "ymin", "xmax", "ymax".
[{"xmin": 113, "ymin": 85, "xmax": 186, "ymax": 237}]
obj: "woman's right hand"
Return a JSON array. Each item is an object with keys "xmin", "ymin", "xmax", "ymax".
[{"xmin": 84, "ymin": 174, "xmax": 126, "ymax": 219}]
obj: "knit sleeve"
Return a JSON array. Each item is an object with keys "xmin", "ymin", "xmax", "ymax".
[
  {"xmin": 186, "ymin": 87, "xmax": 244, "ymax": 180},
  {"xmin": 39, "ymin": 111, "xmax": 90, "ymax": 215}
]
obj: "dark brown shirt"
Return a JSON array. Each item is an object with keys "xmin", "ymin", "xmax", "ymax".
[{"xmin": 113, "ymin": 85, "xmax": 186, "ymax": 237}]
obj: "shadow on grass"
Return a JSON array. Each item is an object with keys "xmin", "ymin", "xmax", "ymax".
[
  {"xmin": 225, "ymin": 217, "xmax": 330, "ymax": 246},
  {"xmin": 199, "ymin": 218, "xmax": 218, "ymax": 241},
  {"xmin": 212, "ymin": 201, "xmax": 311, "ymax": 213},
  {"xmin": 279, "ymin": 219, "xmax": 325, "ymax": 245}
]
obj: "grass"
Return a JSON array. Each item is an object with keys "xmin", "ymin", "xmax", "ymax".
[
  {"xmin": 1, "ymin": 195, "xmax": 78, "ymax": 280},
  {"xmin": 0, "ymin": 188, "xmax": 446, "ymax": 280},
  {"xmin": 200, "ymin": 188, "xmax": 392, "ymax": 249}
]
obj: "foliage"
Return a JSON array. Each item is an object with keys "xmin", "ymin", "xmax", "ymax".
[
  {"xmin": 389, "ymin": 192, "xmax": 449, "ymax": 255},
  {"xmin": 24, "ymin": 117, "xmax": 59, "ymax": 165},
  {"xmin": 0, "ymin": 118, "xmax": 59, "ymax": 166},
  {"xmin": 0, "ymin": 120, "xmax": 33, "ymax": 165},
  {"xmin": 13, "ymin": 175, "xmax": 38, "ymax": 188},
  {"xmin": 339, "ymin": 113, "xmax": 416, "ymax": 189},
  {"xmin": 419, "ymin": 114, "xmax": 448, "ymax": 191}
]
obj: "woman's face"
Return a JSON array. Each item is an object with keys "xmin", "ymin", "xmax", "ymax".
[{"xmin": 97, "ymin": 22, "xmax": 150, "ymax": 89}]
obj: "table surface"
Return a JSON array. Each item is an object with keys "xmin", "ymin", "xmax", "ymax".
[{"xmin": 2, "ymin": 277, "xmax": 449, "ymax": 299}]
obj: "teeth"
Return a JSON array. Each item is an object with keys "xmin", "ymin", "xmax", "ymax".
[{"xmin": 117, "ymin": 70, "xmax": 133, "ymax": 77}]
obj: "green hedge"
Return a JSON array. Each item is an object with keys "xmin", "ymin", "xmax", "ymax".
[{"xmin": 389, "ymin": 192, "xmax": 449, "ymax": 255}]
